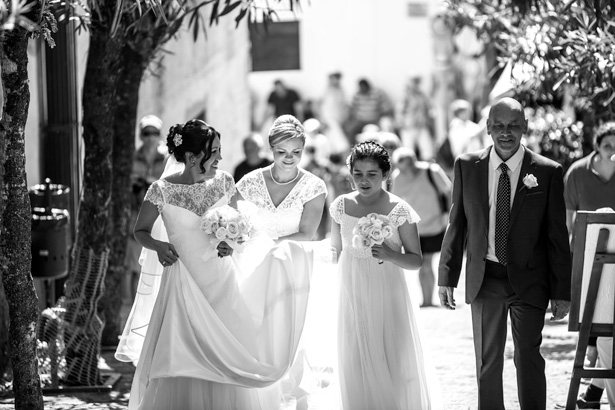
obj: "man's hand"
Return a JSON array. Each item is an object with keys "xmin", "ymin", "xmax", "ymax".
[
  {"xmin": 550, "ymin": 299, "xmax": 570, "ymax": 321},
  {"xmin": 439, "ymin": 286, "xmax": 456, "ymax": 310}
]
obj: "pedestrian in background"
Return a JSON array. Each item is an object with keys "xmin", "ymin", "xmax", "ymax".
[
  {"xmin": 400, "ymin": 76, "xmax": 434, "ymax": 160},
  {"xmin": 233, "ymin": 133, "xmax": 271, "ymax": 182},
  {"xmin": 318, "ymin": 71, "xmax": 350, "ymax": 156},
  {"xmin": 391, "ymin": 147, "xmax": 451, "ymax": 307},
  {"xmin": 344, "ymin": 78, "xmax": 393, "ymax": 145},
  {"xmin": 263, "ymin": 79, "xmax": 303, "ymax": 126},
  {"xmin": 123, "ymin": 115, "xmax": 167, "ymax": 306}
]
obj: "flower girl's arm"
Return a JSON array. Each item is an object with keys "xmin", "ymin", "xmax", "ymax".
[
  {"xmin": 134, "ymin": 201, "xmax": 179, "ymax": 266},
  {"xmin": 330, "ymin": 220, "xmax": 342, "ymax": 264},
  {"xmin": 385, "ymin": 221, "xmax": 423, "ymax": 270}
]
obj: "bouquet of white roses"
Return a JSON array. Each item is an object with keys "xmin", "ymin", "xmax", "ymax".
[
  {"xmin": 200, "ymin": 205, "xmax": 251, "ymax": 261},
  {"xmin": 352, "ymin": 213, "xmax": 394, "ymax": 264}
]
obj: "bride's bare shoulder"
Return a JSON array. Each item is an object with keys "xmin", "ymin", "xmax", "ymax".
[{"xmin": 161, "ymin": 172, "xmax": 183, "ymax": 184}]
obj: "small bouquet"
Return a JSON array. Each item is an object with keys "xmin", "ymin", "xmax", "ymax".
[
  {"xmin": 352, "ymin": 213, "xmax": 394, "ymax": 264},
  {"xmin": 200, "ymin": 205, "xmax": 251, "ymax": 261}
]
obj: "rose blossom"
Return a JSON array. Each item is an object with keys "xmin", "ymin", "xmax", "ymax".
[
  {"xmin": 361, "ymin": 236, "xmax": 372, "ymax": 249},
  {"xmin": 370, "ymin": 227, "xmax": 385, "ymax": 243},
  {"xmin": 523, "ymin": 174, "xmax": 538, "ymax": 189},
  {"xmin": 226, "ymin": 221, "xmax": 240, "ymax": 239},
  {"xmin": 215, "ymin": 227, "xmax": 228, "ymax": 240}
]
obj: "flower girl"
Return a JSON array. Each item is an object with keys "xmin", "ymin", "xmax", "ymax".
[{"xmin": 329, "ymin": 141, "xmax": 440, "ymax": 409}]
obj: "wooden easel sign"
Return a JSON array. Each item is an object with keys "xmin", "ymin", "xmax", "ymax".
[
  {"xmin": 569, "ymin": 211, "xmax": 615, "ymax": 333},
  {"xmin": 566, "ymin": 210, "xmax": 615, "ymax": 410}
]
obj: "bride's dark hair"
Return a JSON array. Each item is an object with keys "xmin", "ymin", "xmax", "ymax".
[{"xmin": 166, "ymin": 119, "xmax": 221, "ymax": 173}]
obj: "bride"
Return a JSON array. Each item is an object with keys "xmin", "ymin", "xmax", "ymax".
[{"xmin": 116, "ymin": 119, "xmax": 317, "ymax": 410}]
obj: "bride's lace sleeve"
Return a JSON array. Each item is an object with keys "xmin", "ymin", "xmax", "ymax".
[
  {"xmin": 329, "ymin": 196, "xmax": 344, "ymax": 224},
  {"xmin": 390, "ymin": 201, "xmax": 421, "ymax": 228},
  {"xmin": 143, "ymin": 181, "xmax": 164, "ymax": 213},
  {"xmin": 300, "ymin": 173, "xmax": 328, "ymax": 204},
  {"xmin": 222, "ymin": 171, "xmax": 236, "ymax": 198}
]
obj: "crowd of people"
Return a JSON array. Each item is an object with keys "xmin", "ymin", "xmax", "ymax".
[
  {"xmin": 118, "ymin": 93, "xmax": 615, "ymax": 409},
  {"xmin": 260, "ymin": 73, "xmax": 491, "ymax": 168}
]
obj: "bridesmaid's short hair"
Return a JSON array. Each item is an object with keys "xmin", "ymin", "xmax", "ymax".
[
  {"xmin": 346, "ymin": 141, "xmax": 391, "ymax": 175},
  {"xmin": 268, "ymin": 115, "xmax": 306, "ymax": 147},
  {"xmin": 167, "ymin": 119, "xmax": 221, "ymax": 173}
]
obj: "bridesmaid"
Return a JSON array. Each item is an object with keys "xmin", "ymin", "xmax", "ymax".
[{"xmin": 236, "ymin": 114, "xmax": 327, "ymax": 242}]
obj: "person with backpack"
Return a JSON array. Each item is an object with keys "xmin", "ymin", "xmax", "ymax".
[{"xmin": 391, "ymin": 147, "xmax": 451, "ymax": 307}]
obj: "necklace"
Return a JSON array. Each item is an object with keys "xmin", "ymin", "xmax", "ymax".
[{"xmin": 270, "ymin": 167, "xmax": 301, "ymax": 185}]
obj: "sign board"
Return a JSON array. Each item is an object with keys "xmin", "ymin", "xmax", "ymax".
[{"xmin": 569, "ymin": 211, "xmax": 615, "ymax": 333}]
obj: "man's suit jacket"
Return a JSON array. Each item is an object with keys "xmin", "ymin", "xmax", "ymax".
[{"xmin": 438, "ymin": 146, "xmax": 571, "ymax": 309}]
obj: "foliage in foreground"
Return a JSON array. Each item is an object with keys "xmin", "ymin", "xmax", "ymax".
[{"xmin": 445, "ymin": 0, "xmax": 615, "ymax": 127}]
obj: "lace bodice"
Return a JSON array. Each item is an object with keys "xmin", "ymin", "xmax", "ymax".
[
  {"xmin": 236, "ymin": 168, "xmax": 327, "ymax": 238},
  {"xmin": 144, "ymin": 171, "xmax": 236, "ymax": 216},
  {"xmin": 329, "ymin": 196, "xmax": 420, "ymax": 258}
]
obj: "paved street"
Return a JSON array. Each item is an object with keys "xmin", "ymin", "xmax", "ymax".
[{"xmin": 0, "ymin": 263, "xmax": 604, "ymax": 409}]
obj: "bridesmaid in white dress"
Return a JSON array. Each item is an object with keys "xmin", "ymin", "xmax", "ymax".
[
  {"xmin": 237, "ymin": 115, "xmax": 336, "ymax": 408},
  {"xmin": 116, "ymin": 120, "xmax": 317, "ymax": 410},
  {"xmin": 329, "ymin": 141, "xmax": 441, "ymax": 410},
  {"xmin": 236, "ymin": 115, "xmax": 327, "ymax": 242}
]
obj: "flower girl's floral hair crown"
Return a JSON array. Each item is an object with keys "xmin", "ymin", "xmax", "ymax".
[
  {"xmin": 268, "ymin": 115, "xmax": 306, "ymax": 147},
  {"xmin": 346, "ymin": 141, "xmax": 392, "ymax": 175},
  {"xmin": 166, "ymin": 119, "xmax": 221, "ymax": 172}
]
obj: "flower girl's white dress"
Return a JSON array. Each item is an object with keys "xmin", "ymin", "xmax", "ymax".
[
  {"xmin": 330, "ymin": 196, "xmax": 441, "ymax": 410},
  {"xmin": 116, "ymin": 171, "xmax": 319, "ymax": 410}
]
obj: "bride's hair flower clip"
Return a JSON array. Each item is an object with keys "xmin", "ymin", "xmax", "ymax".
[{"xmin": 173, "ymin": 133, "xmax": 183, "ymax": 147}]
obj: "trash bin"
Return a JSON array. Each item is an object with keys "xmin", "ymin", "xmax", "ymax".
[
  {"xmin": 30, "ymin": 179, "xmax": 71, "ymax": 280},
  {"xmin": 29, "ymin": 178, "xmax": 70, "ymax": 210}
]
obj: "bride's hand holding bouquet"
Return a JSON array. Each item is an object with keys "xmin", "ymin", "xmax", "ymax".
[{"xmin": 200, "ymin": 205, "xmax": 251, "ymax": 260}]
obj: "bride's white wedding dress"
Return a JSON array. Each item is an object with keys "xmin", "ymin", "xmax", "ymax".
[{"xmin": 116, "ymin": 171, "xmax": 319, "ymax": 410}]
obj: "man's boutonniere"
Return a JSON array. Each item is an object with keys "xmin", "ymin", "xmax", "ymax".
[{"xmin": 522, "ymin": 174, "xmax": 538, "ymax": 190}]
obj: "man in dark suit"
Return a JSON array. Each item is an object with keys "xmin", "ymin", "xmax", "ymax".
[{"xmin": 438, "ymin": 97, "xmax": 572, "ymax": 410}]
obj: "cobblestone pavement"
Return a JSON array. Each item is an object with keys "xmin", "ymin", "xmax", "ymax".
[{"xmin": 0, "ymin": 265, "xmax": 605, "ymax": 409}]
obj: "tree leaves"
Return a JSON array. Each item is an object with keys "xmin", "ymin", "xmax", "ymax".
[
  {"xmin": 218, "ymin": 1, "xmax": 240, "ymax": 18},
  {"xmin": 444, "ymin": 0, "xmax": 615, "ymax": 122}
]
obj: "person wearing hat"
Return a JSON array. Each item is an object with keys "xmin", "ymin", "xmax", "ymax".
[
  {"xmin": 123, "ymin": 115, "xmax": 167, "ymax": 307},
  {"xmin": 133, "ymin": 115, "xmax": 167, "ymax": 187}
]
